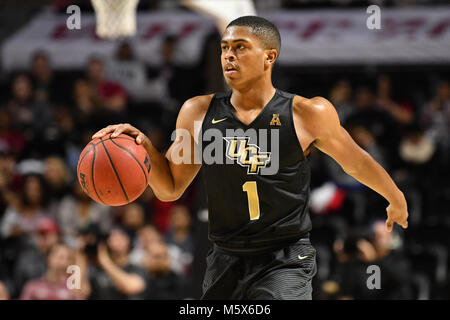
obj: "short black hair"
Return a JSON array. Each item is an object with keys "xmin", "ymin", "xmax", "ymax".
[{"xmin": 226, "ymin": 16, "xmax": 281, "ymax": 54}]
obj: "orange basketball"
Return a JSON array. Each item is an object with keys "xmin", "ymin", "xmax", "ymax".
[{"xmin": 77, "ymin": 133, "xmax": 150, "ymax": 206}]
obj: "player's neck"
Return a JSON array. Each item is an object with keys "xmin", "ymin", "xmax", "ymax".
[{"xmin": 230, "ymin": 79, "xmax": 276, "ymax": 111}]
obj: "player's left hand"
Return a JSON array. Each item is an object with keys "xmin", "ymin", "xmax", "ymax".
[{"xmin": 385, "ymin": 201, "xmax": 408, "ymax": 232}]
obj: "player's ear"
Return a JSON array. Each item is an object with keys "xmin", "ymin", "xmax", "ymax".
[{"xmin": 264, "ymin": 49, "xmax": 277, "ymax": 69}]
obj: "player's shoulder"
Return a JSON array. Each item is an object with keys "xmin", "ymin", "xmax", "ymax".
[
  {"xmin": 180, "ymin": 91, "xmax": 233, "ymax": 118},
  {"xmin": 292, "ymin": 95, "xmax": 337, "ymax": 120},
  {"xmin": 176, "ymin": 94, "xmax": 215, "ymax": 130},
  {"xmin": 293, "ymin": 95, "xmax": 334, "ymax": 113},
  {"xmin": 182, "ymin": 94, "xmax": 215, "ymax": 113},
  {"xmin": 178, "ymin": 94, "xmax": 214, "ymax": 120}
]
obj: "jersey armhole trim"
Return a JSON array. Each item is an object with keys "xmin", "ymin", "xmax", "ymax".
[
  {"xmin": 198, "ymin": 93, "xmax": 221, "ymax": 147},
  {"xmin": 289, "ymin": 96, "xmax": 307, "ymax": 161}
]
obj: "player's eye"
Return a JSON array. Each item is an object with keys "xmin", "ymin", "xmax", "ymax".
[
  {"xmin": 221, "ymin": 45, "xmax": 228, "ymax": 50},
  {"xmin": 237, "ymin": 44, "xmax": 245, "ymax": 50}
]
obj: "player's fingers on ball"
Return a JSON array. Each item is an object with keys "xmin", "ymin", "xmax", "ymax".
[
  {"xmin": 401, "ymin": 218, "xmax": 408, "ymax": 229},
  {"xmin": 385, "ymin": 218, "xmax": 394, "ymax": 232},
  {"xmin": 126, "ymin": 124, "xmax": 142, "ymax": 136},
  {"xmin": 136, "ymin": 133, "xmax": 144, "ymax": 144},
  {"xmin": 92, "ymin": 128, "xmax": 107, "ymax": 138},
  {"xmin": 111, "ymin": 124, "xmax": 126, "ymax": 137}
]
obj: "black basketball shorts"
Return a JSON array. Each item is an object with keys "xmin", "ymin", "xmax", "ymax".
[{"xmin": 201, "ymin": 237, "xmax": 317, "ymax": 300}]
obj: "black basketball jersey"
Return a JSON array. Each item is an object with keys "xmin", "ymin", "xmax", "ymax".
[{"xmin": 199, "ymin": 89, "xmax": 312, "ymax": 253}]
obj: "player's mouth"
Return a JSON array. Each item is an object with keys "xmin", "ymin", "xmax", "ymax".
[{"xmin": 224, "ymin": 64, "xmax": 239, "ymax": 76}]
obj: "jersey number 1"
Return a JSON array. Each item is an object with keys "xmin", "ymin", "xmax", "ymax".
[{"xmin": 242, "ymin": 181, "xmax": 260, "ymax": 220}]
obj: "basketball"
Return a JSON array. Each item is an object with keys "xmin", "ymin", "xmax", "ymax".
[{"xmin": 77, "ymin": 133, "xmax": 150, "ymax": 206}]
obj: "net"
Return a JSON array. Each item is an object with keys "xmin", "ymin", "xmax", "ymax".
[
  {"xmin": 181, "ymin": 0, "xmax": 256, "ymax": 33},
  {"xmin": 91, "ymin": 0, "xmax": 139, "ymax": 39}
]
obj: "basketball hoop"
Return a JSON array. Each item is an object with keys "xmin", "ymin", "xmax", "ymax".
[
  {"xmin": 91, "ymin": 0, "xmax": 139, "ymax": 39},
  {"xmin": 181, "ymin": 0, "xmax": 256, "ymax": 33}
]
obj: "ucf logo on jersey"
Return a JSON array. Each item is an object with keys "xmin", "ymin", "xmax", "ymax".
[{"xmin": 223, "ymin": 137, "xmax": 271, "ymax": 174}]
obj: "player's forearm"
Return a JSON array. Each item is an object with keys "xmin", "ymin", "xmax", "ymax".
[
  {"xmin": 142, "ymin": 140, "xmax": 178, "ymax": 201},
  {"xmin": 344, "ymin": 150, "xmax": 406, "ymax": 207}
]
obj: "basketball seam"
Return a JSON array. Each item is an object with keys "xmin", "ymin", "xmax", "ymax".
[
  {"xmin": 109, "ymin": 138, "xmax": 148, "ymax": 186},
  {"xmin": 77, "ymin": 143, "xmax": 92, "ymax": 174},
  {"xmin": 77, "ymin": 143, "xmax": 93, "ymax": 197},
  {"xmin": 92, "ymin": 143, "xmax": 106, "ymax": 205},
  {"xmin": 100, "ymin": 138, "xmax": 130, "ymax": 204}
]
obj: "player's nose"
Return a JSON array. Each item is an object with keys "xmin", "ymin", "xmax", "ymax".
[{"xmin": 223, "ymin": 49, "xmax": 236, "ymax": 61}]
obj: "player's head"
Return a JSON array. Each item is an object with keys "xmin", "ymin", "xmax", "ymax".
[{"xmin": 221, "ymin": 16, "xmax": 280, "ymax": 88}]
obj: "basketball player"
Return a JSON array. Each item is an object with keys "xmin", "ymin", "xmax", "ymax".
[{"xmin": 93, "ymin": 16, "xmax": 408, "ymax": 300}]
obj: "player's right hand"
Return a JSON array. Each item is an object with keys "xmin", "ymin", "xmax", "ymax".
[
  {"xmin": 385, "ymin": 202, "xmax": 409, "ymax": 232},
  {"xmin": 92, "ymin": 123, "xmax": 150, "ymax": 146}
]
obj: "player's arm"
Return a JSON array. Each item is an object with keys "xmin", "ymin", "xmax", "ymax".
[
  {"xmin": 294, "ymin": 96, "xmax": 408, "ymax": 232},
  {"xmin": 92, "ymin": 95, "xmax": 212, "ymax": 201}
]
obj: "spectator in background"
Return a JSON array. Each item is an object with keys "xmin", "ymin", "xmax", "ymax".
[
  {"xmin": 0, "ymin": 280, "xmax": 10, "ymax": 300},
  {"xmin": 0, "ymin": 174, "xmax": 51, "ymax": 239},
  {"xmin": 142, "ymin": 187, "xmax": 175, "ymax": 234},
  {"xmin": 399, "ymin": 123, "xmax": 437, "ymax": 169},
  {"xmin": 84, "ymin": 57, "xmax": 129, "ymax": 125},
  {"xmin": 368, "ymin": 220, "xmax": 413, "ymax": 299},
  {"xmin": 159, "ymin": 35, "xmax": 177, "ymax": 97},
  {"xmin": 120, "ymin": 203, "xmax": 146, "ymax": 246},
  {"xmin": 156, "ymin": 34, "xmax": 203, "ymax": 108},
  {"xmin": 12, "ymin": 217, "xmax": 59, "ymax": 298},
  {"xmin": 0, "ymin": 147, "xmax": 22, "ymax": 220},
  {"xmin": 0, "ymin": 108, "xmax": 26, "ymax": 158},
  {"xmin": 7, "ymin": 74, "xmax": 53, "ymax": 138},
  {"xmin": 50, "ymin": 105, "xmax": 80, "ymax": 151},
  {"xmin": 57, "ymin": 183, "xmax": 112, "ymax": 248},
  {"xmin": 344, "ymin": 86, "xmax": 399, "ymax": 166},
  {"xmin": 330, "ymin": 227, "xmax": 378, "ymax": 299},
  {"xmin": 89, "ymin": 228, "xmax": 147, "ymax": 299},
  {"xmin": 106, "ymin": 42, "xmax": 161, "ymax": 102},
  {"xmin": 75, "ymin": 223, "xmax": 104, "ymax": 265},
  {"xmin": 164, "ymin": 205, "xmax": 194, "ymax": 276},
  {"xmin": 30, "ymin": 51, "xmax": 59, "ymax": 104},
  {"xmin": 129, "ymin": 224, "xmax": 162, "ymax": 268},
  {"xmin": 72, "ymin": 79, "xmax": 99, "ymax": 130},
  {"xmin": 44, "ymin": 156, "xmax": 72, "ymax": 204},
  {"xmin": 144, "ymin": 239, "xmax": 182, "ymax": 299},
  {"xmin": 155, "ymin": 34, "xmax": 194, "ymax": 108},
  {"xmin": 20, "ymin": 244, "xmax": 90, "ymax": 300},
  {"xmin": 421, "ymin": 80, "xmax": 449, "ymax": 153},
  {"xmin": 64, "ymin": 122, "xmax": 97, "ymax": 176},
  {"xmin": 329, "ymin": 79, "xmax": 354, "ymax": 123},
  {"xmin": 376, "ymin": 74, "xmax": 414, "ymax": 126},
  {"xmin": 201, "ymin": 32, "xmax": 226, "ymax": 95},
  {"xmin": 398, "ymin": 122, "xmax": 443, "ymax": 195},
  {"xmin": 330, "ymin": 221, "xmax": 412, "ymax": 299}
]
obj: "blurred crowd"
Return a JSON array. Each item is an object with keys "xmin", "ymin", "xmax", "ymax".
[
  {"xmin": 307, "ymin": 73, "xmax": 449, "ymax": 299},
  {"xmin": 51, "ymin": 0, "xmax": 450, "ymax": 12},
  {"xmin": 0, "ymin": 24, "xmax": 449, "ymax": 300},
  {"xmin": 0, "ymin": 38, "xmax": 210, "ymax": 300}
]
